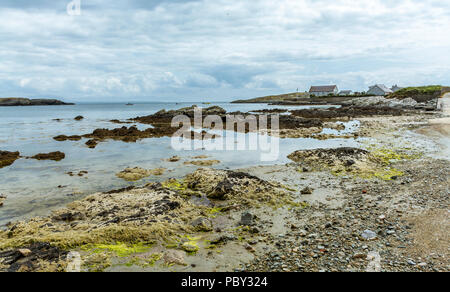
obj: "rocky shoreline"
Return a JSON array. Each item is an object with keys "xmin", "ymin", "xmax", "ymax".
[{"xmin": 0, "ymin": 97, "xmax": 448, "ymax": 272}]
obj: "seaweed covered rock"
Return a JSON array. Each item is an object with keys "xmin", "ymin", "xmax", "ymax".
[
  {"xmin": 288, "ymin": 147, "xmax": 421, "ymax": 180},
  {"xmin": 0, "ymin": 194, "xmax": 6, "ymax": 207},
  {"xmin": 0, "ymin": 186, "xmax": 192, "ymax": 253},
  {"xmin": 0, "ymin": 168, "xmax": 292, "ymax": 271},
  {"xmin": 0, "ymin": 242, "xmax": 68, "ymax": 272},
  {"xmin": 51, "ymin": 189, "xmax": 183, "ymax": 226},
  {"xmin": 30, "ymin": 151, "xmax": 65, "ymax": 161},
  {"xmin": 134, "ymin": 105, "xmax": 227, "ymax": 124},
  {"xmin": 54, "ymin": 125, "xmax": 217, "ymax": 149},
  {"xmin": 184, "ymin": 168, "xmax": 290, "ymax": 206},
  {"xmin": 116, "ymin": 167, "xmax": 166, "ymax": 181},
  {"xmin": 85, "ymin": 139, "xmax": 98, "ymax": 149},
  {"xmin": 288, "ymin": 148, "xmax": 374, "ymax": 177},
  {"xmin": 53, "ymin": 135, "xmax": 82, "ymax": 142},
  {"xmin": 291, "ymin": 106, "xmax": 409, "ymax": 119},
  {"xmin": 288, "ymin": 147, "xmax": 370, "ymax": 167},
  {"xmin": 184, "ymin": 160, "xmax": 221, "ymax": 167},
  {"xmin": 0, "ymin": 151, "xmax": 20, "ymax": 168}
]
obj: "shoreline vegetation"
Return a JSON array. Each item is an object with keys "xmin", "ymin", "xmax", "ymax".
[
  {"xmin": 0, "ymin": 88, "xmax": 449, "ymax": 272},
  {"xmin": 0, "ymin": 98, "xmax": 74, "ymax": 106}
]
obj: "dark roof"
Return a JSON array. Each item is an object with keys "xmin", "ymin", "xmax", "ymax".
[{"xmin": 309, "ymin": 85, "xmax": 337, "ymax": 93}]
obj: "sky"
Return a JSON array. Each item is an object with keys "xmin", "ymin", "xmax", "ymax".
[{"xmin": 0, "ymin": 0, "xmax": 449, "ymax": 102}]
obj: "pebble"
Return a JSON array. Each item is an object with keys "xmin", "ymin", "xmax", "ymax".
[
  {"xmin": 240, "ymin": 212, "xmax": 254, "ymax": 226},
  {"xmin": 361, "ymin": 230, "xmax": 377, "ymax": 241},
  {"xmin": 18, "ymin": 249, "xmax": 32, "ymax": 257}
]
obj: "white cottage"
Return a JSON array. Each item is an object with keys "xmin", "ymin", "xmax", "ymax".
[
  {"xmin": 309, "ymin": 85, "xmax": 338, "ymax": 97},
  {"xmin": 339, "ymin": 90, "xmax": 353, "ymax": 96},
  {"xmin": 391, "ymin": 85, "xmax": 403, "ymax": 92},
  {"xmin": 367, "ymin": 84, "xmax": 393, "ymax": 96}
]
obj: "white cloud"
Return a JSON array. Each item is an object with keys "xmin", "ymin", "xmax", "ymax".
[{"xmin": 0, "ymin": 0, "xmax": 448, "ymax": 101}]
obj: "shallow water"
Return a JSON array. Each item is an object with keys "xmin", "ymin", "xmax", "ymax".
[{"xmin": 0, "ymin": 102, "xmax": 360, "ymax": 226}]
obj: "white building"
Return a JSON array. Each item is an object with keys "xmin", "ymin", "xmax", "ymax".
[
  {"xmin": 367, "ymin": 84, "xmax": 393, "ymax": 96},
  {"xmin": 339, "ymin": 90, "xmax": 353, "ymax": 96},
  {"xmin": 390, "ymin": 85, "xmax": 403, "ymax": 92},
  {"xmin": 309, "ymin": 85, "xmax": 338, "ymax": 97}
]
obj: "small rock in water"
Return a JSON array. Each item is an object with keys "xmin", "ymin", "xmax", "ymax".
[
  {"xmin": 0, "ymin": 194, "xmax": 6, "ymax": 207},
  {"xmin": 407, "ymin": 260, "xmax": 416, "ymax": 266},
  {"xmin": 167, "ymin": 156, "xmax": 181, "ymax": 162}
]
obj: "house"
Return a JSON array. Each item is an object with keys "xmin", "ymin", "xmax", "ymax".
[
  {"xmin": 339, "ymin": 90, "xmax": 353, "ymax": 96},
  {"xmin": 309, "ymin": 85, "xmax": 338, "ymax": 97},
  {"xmin": 391, "ymin": 85, "xmax": 403, "ymax": 92},
  {"xmin": 367, "ymin": 84, "xmax": 393, "ymax": 96}
]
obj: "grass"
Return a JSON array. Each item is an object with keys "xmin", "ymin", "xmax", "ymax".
[
  {"xmin": 389, "ymin": 85, "xmax": 442, "ymax": 99},
  {"xmin": 232, "ymin": 92, "xmax": 308, "ymax": 103}
]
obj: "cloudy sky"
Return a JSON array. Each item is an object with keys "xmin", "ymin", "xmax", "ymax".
[{"xmin": 0, "ymin": 0, "xmax": 449, "ymax": 102}]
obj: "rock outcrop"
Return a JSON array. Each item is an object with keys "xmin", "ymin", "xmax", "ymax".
[{"xmin": 0, "ymin": 98, "xmax": 74, "ymax": 106}]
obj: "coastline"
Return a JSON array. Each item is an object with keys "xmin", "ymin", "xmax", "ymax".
[
  {"xmin": 0, "ymin": 99, "xmax": 449, "ymax": 272},
  {"xmin": 0, "ymin": 98, "xmax": 74, "ymax": 106}
]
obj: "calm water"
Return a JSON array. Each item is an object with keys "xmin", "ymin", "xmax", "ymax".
[{"xmin": 0, "ymin": 102, "xmax": 360, "ymax": 226}]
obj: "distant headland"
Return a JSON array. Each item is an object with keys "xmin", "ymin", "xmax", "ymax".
[{"xmin": 0, "ymin": 98, "xmax": 74, "ymax": 106}]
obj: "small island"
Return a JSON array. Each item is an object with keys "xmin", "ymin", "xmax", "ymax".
[{"xmin": 0, "ymin": 98, "xmax": 74, "ymax": 106}]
